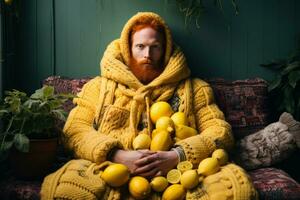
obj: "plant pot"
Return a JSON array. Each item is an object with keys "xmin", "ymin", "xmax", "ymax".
[{"xmin": 9, "ymin": 138, "xmax": 58, "ymax": 180}]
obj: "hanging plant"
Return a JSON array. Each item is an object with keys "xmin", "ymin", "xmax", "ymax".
[{"xmin": 175, "ymin": 0, "xmax": 239, "ymax": 28}]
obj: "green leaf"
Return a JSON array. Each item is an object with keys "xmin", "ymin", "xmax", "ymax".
[
  {"xmin": 43, "ymin": 86, "xmax": 54, "ymax": 98},
  {"xmin": 0, "ymin": 109, "xmax": 9, "ymax": 117},
  {"xmin": 46, "ymin": 99, "xmax": 61, "ymax": 110},
  {"xmin": 51, "ymin": 109, "xmax": 67, "ymax": 121},
  {"xmin": 31, "ymin": 86, "xmax": 55, "ymax": 100},
  {"xmin": 288, "ymin": 70, "xmax": 300, "ymax": 88},
  {"xmin": 268, "ymin": 76, "xmax": 281, "ymax": 92},
  {"xmin": 0, "ymin": 140, "xmax": 14, "ymax": 151},
  {"xmin": 14, "ymin": 134, "xmax": 30, "ymax": 153},
  {"xmin": 282, "ymin": 86, "xmax": 295, "ymax": 114},
  {"xmin": 260, "ymin": 59, "xmax": 286, "ymax": 69},
  {"xmin": 9, "ymin": 98, "xmax": 21, "ymax": 113},
  {"xmin": 281, "ymin": 61, "xmax": 300, "ymax": 75},
  {"xmin": 231, "ymin": 0, "xmax": 239, "ymax": 15},
  {"xmin": 23, "ymin": 99, "xmax": 40, "ymax": 109},
  {"xmin": 30, "ymin": 88, "xmax": 44, "ymax": 99}
]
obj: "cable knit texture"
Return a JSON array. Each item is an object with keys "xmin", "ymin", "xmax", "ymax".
[
  {"xmin": 235, "ymin": 112, "xmax": 299, "ymax": 170},
  {"xmin": 186, "ymin": 164, "xmax": 259, "ymax": 200},
  {"xmin": 41, "ymin": 12, "xmax": 255, "ymax": 199}
]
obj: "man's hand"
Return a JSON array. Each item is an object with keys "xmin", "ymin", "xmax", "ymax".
[
  {"xmin": 133, "ymin": 151, "xmax": 179, "ymax": 178},
  {"xmin": 111, "ymin": 149, "xmax": 155, "ymax": 174}
]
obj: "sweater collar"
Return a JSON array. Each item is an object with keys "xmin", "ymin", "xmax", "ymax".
[{"xmin": 100, "ymin": 39, "xmax": 190, "ymax": 91}]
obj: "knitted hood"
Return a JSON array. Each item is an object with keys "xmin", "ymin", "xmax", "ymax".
[{"xmin": 100, "ymin": 12, "xmax": 190, "ymax": 90}]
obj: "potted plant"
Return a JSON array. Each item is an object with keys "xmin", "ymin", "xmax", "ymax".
[
  {"xmin": 0, "ymin": 86, "xmax": 73, "ymax": 179},
  {"xmin": 260, "ymin": 40, "xmax": 300, "ymax": 121}
]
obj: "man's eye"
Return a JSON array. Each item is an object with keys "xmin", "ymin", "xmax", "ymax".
[{"xmin": 137, "ymin": 44, "xmax": 144, "ymax": 48}]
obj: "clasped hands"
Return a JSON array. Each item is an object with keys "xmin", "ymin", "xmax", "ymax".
[{"xmin": 111, "ymin": 149, "xmax": 179, "ymax": 178}]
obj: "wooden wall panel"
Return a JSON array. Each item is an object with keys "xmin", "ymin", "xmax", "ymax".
[{"xmin": 9, "ymin": 0, "xmax": 300, "ymax": 92}]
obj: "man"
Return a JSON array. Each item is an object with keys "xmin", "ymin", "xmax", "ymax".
[{"xmin": 41, "ymin": 12, "xmax": 258, "ymax": 199}]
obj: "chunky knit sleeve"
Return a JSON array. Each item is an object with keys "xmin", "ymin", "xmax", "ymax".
[
  {"xmin": 63, "ymin": 77, "xmax": 123, "ymax": 164},
  {"xmin": 176, "ymin": 78, "xmax": 234, "ymax": 166}
]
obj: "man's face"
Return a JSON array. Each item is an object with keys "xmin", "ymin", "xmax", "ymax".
[
  {"xmin": 130, "ymin": 27, "xmax": 165, "ymax": 84},
  {"xmin": 131, "ymin": 27, "xmax": 164, "ymax": 67}
]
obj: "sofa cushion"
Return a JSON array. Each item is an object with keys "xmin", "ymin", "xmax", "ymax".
[
  {"xmin": 248, "ymin": 167, "xmax": 300, "ymax": 200},
  {"xmin": 43, "ymin": 76, "xmax": 92, "ymax": 113},
  {"xmin": 0, "ymin": 76, "xmax": 295, "ymax": 200},
  {"xmin": 208, "ymin": 78, "xmax": 271, "ymax": 139},
  {"xmin": 44, "ymin": 76, "xmax": 271, "ymax": 140},
  {"xmin": 0, "ymin": 177, "xmax": 41, "ymax": 200}
]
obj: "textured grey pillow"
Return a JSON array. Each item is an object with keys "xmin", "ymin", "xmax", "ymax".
[{"xmin": 234, "ymin": 112, "xmax": 299, "ymax": 170}]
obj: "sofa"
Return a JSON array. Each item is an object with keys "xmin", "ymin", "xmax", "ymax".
[{"xmin": 0, "ymin": 76, "xmax": 299, "ymax": 200}]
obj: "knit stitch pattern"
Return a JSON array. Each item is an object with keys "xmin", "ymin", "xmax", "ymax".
[
  {"xmin": 186, "ymin": 164, "xmax": 258, "ymax": 200},
  {"xmin": 41, "ymin": 12, "xmax": 255, "ymax": 200}
]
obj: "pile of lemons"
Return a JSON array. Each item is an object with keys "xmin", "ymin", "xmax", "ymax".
[
  {"xmin": 133, "ymin": 101, "xmax": 198, "ymax": 152},
  {"xmin": 101, "ymin": 101, "xmax": 230, "ymax": 199}
]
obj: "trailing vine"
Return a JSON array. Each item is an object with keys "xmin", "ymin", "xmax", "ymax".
[{"xmin": 175, "ymin": 0, "xmax": 239, "ymax": 28}]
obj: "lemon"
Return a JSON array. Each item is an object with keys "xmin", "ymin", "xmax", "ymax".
[
  {"xmin": 177, "ymin": 161, "xmax": 193, "ymax": 173},
  {"xmin": 211, "ymin": 149, "xmax": 229, "ymax": 166},
  {"xmin": 175, "ymin": 125, "xmax": 197, "ymax": 140},
  {"xmin": 151, "ymin": 129, "xmax": 159, "ymax": 139},
  {"xmin": 180, "ymin": 170, "xmax": 199, "ymax": 189},
  {"xmin": 150, "ymin": 101, "xmax": 173, "ymax": 124},
  {"xmin": 162, "ymin": 184, "xmax": 186, "ymax": 200},
  {"xmin": 166, "ymin": 169, "xmax": 181, "ymax": 184},
  {"xmin": 156, "ymin": 116, "xmax": 175, "ymax": 133},
  {"xmin": 150, "ymin": 130, "xmax": 173, "ymax": 151},
  {"xmin": 197, "ymin": 157, "xmax": 220, "ymax": 176},
  {"xmin": 150, "ymin": 176, "xmax": 168, "ymax": 192},
  {"xmin": 129, "ymin": 176, "xmax": 151, "ymax": 199},
  {"xmin": 171, "ymin": 112, "xmax": 188, "ymax": 126},
  {"xmin": 101, "ymin": 163, "xmax": 130, "ymax": 187},
  {"xmin": 132, "ymin": 133, "xmax": 151, "ymax": 150}
]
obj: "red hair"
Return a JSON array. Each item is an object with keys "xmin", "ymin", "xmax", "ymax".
[{"xmin": 130, "ymin": 17, "xmax": 166, "ymax": 47}]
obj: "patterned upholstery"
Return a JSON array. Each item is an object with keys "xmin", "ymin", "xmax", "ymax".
[
  {"xmin": 249, "ymin": 167, "xmax": 300, "ymax": 200},
  {"xmin": 0, "ymin": 176, "xmax": 41, "ymax": 200},
  {"xmin": 43, "ymin": 76, "xmax": 92, "ymax": 113},
  {"xmin": 0, "ymin": 76, "xmax": 298, "ymax": 200},
  {"xmin": 208, "ymin": 78, "xmax": 271, "ymax": 139}
]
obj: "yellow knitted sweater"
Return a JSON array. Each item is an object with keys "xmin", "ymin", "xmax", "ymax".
[
  {"xmin": 63, "ymin": 21, "xmax": 234, "ymax": 167},
  {"xmin": 41, "ymin": 12, "xmax": 258, "ymax": 200}
]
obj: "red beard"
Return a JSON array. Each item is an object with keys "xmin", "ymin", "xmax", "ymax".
[{"xmin": 129, "ymin": 58, "xmax": 164, "ymax": 84}]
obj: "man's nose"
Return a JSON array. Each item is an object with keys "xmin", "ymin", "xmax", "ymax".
[{"xmin": 143, "ymin": 47, "xmax": 151, "ymax": 59}]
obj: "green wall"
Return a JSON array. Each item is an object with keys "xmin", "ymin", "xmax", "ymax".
[{"xmin": 11, "ymin": 0, "xmax": 300, "ymax": 93}]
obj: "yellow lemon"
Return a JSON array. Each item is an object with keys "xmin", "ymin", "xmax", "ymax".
[
  {"xmin": 175, "ymin": 125, "xmax": 197, "ymax": 140},
  {"xmin": 156, "ymin": 116, "xmax": 175, "ymax": 133},
  {"xmin": 211, "ymin": 149, "xmax": 229, "ymax": 166},
  {"xmin": 132, "ymin": 133, "xmax": 151, "ymax": 150},
  {"xmin": 101, "ymin": 164, "xmax": 130, "ymax": 187},
  {"xmin": 177, "ymin": 161, "xmax": 193, "ymax": 173},
  {"xmin": 171, "ymin": 112, "xmax": 188, "ymax": 126},
  {"xmin": 166, "ymin": 169, "xmax": 181, "ymax": 184},
  {"xmin": 162, "ymin": 184, "xmax": 186, "ymax": 200},
  {"xmin": 150, "ymin": 130, "xmax": 173, "ymax": 151},
  {"xmin": 151, "ymin": 129, "xmax": 159, "ymax": 139},
  {"xmin": 180, "ymin": 170, "xmax": 199, "ymax": 189},
  {"xmin": 150, "ymin": 101, "xmax": 173, "ymax": 124},
  {"xmin": 129, "ymin": 176, "xmax": 151, "ymax": 199},
  {"xmin": 197, "ymin": 157, "xmax": 220, "ymax": 176},
  {"xmin": 150, "ymin": 176, "xmax": 168, "ymax": 192}
]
